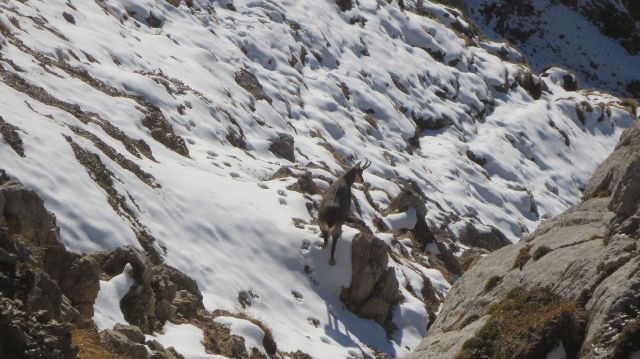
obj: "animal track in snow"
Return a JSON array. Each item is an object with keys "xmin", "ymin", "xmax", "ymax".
[
  {"xmin": 303, "ymin": 264, "xmax": 319, "ymax": 286},
  {"xmin": 291, "ymin": 290, "xmax": 303, "ymax": 301},
  {"xmin": 307, "ymin": 317, "xmax": 320, "ymax": 328},
  {"xmin": 300, "ymin": 239, "xmax": 311, "ymax": 254}
]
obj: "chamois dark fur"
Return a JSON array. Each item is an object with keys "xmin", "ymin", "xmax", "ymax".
[{"xmin": 318, "ymin": 160, "xmax": 371, "ymax": 265}]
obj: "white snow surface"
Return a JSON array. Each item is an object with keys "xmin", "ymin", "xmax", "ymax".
[
  {"xmin": 546, "ymin": 343, "xmax": 567, "ymax": 359},
  {"xmin": 0, "ymin": 0, "xmax": 636, "ymax": 357},
  {"xmin": 94, "ymin": 264, "xmax": 136, "ymax": 331}
]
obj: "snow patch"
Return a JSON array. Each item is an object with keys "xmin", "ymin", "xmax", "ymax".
[{"xmin": 93, "ymin": 264, "xmax": 136, "ymax": 331}]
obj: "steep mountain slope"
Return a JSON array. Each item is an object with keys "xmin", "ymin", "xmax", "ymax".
[
  {"xmin": 0, "ymin": 0, "xmax": 636, "ymax": 357},
  {"xmin": 460, "ymin": 0, "xmax": 640, "ymax": 98},
  {"xmin": 407, "ymin": 115, "xmax": 640, "ymax": 359}
]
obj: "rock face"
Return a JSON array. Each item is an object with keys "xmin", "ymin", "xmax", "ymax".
[
  {"xmin": 340, "ymin": 234, "xmax": 401, "ymax": 333},
  {"xmin": 89, "ymin": 245, "xmax": 206, "ymax": 333},
  {"xmin": 0, "ymin": 174, "xmax": 278, "ymax": 358},
  {"xmin": 407, "ymin": 120, "xmax": 640, "ymax": 359},
  {"xmin": 0, "ymin": 182, "xmax": 83, "ymax": 358},
  {"xmin": 0, "ymin": 180, "xmax": 102, "ymax": 318}
]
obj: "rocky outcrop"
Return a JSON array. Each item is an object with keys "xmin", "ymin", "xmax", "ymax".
[
  {"xmin": 340, "ymin": 234, "xmax": 401, "ymax": 333},
  {"xmin": 383, "ymin": 181, "xmax": 435, "ymax": 247},
  {"xmin": 455, "ymin": 223, "xmax": 511, "ymax": 252},
  {"xmin": 88, "ymin": 245, "xmax": 205, "ymax": 333},
  {"xmin": 0, "ymin": 180, "xmax": 101, "ymax": 319},
  {"xmin": 269, "ymin": 132, "xmax": 295, "ymax": 162},
  {"xmin": 407, "ymin": 119, "xmax": 640, "ymax": 359},
  {"xmin": 235, "ymin": 68, "xmax": 272, "ymax": 105},
  {"xmin": 0, "ymin": 174, "xmax": 268, "ymax": 358},
  {"xmin": 458, "ymin": 247, "xmax": 489, "ymax": 272},
  {"xmin": 0, "ymin": 182, "xmax": 83, "ymax": 358}
]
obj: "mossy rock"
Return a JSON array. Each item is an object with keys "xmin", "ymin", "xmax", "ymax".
[
  {"xmin": 484, "ymin": 276, "xmax": 501, "ymax": 293},
  {"xmin": 532, "ymin": 246, "xmax": 552, "ymax": 261},
  {"xmin": 457, "ymin": 287, "xmax": 585, "ymax": 359}
]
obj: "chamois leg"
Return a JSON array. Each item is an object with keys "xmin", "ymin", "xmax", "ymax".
[
  {"xmin": 320, "ymin": 223, "xmax": 329, "ymax": 248},
  {"xmin": 329, "ymin": 226, "xmax": 342, "ymax": 265}
]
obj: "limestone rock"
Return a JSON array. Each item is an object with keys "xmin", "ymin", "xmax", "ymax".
[
  {"xmin": 340, "ymin": 234, "xmax": 400, "ymax": 332},
  {"xmin": 407, "ymin": 120, "xmax": 640, "ymax": 359},
  {"xmin": 458, "ymin": 247, "xmax": 489, "ymax": 272},
  {"xmin": 100, "ymin": 329, "xmax": 148, "ymax": 359}
]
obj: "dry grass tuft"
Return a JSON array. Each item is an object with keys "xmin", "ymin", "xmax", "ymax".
[
  {"xmin": 532, "ymin": 246, "xmax": 552, "ymax": 261},
  {"xmin": 212, "ymin": 309, "xmax": 278, "ymax": 355},
  {"xmin": 512, "ymin": 247, "xmax": 531, "ymax": 270},
  {"xmin": 483, "ymin": 275, "xmax": 501, "ymax": 293},
  {"xmin": 72, "ymin": 328, "xmax": 117, "ymax": 359},
  {"xmin": 456, "ymin": 287, "xmax": 585, "ymax": 359}
]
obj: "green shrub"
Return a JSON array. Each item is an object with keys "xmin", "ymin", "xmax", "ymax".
[
  {"xmin": 532, "ymin": 246, "xmax": 552, "ymax": 260},
  {"xmin": 512, "ymin": 248, "xmax": 531, "ymax": 270},
  {"xmin": 484, "ymin": 276, "xmax": 501, "ymax": 293},
  {"xmin": 611, "ymin": 317, "xmax": 640, "ymax": 359}
]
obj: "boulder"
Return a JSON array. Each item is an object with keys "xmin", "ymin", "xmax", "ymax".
[
  {"xmin": 340, "ymin": 234, "xmax": 400, "ymax": 332},
  {"xmin": 269, "ymin": 133, "xmax": 295, "ymax": 162},
  {"xmin": 234, "ymin": 68, "xmax": 272, "ymax": 104},
  {"xmin": 0, "ymin": 181, "xmax": 59, "ymax": 246}
]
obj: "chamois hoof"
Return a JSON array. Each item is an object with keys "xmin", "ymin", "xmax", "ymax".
[{"xmin": 329, "ymin": 258, "xmax": 336, "ymax": 266}]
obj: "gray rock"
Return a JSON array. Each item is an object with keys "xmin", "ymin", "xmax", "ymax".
[
  {"xmin": 114, "ymin": 324, "xmax": 146, "ymax": 344},
  {"xmin": 383, "ymin": 182, "xmax": 435, "ymax": 247},
  {"xmin": 269, "ymin": 133, "xmax": 295, "ymax": 162},
  {"xmin": 0, "ymin": 181, "xmax": 59, "ymax": 246},
  {"xmin": 340, "ymin": 234, "xmax": 400, "ymax": 332},
  {"xmin": 58, "ymin": 255, "xmax": 100, "ymax": 317},
  {"xmin": 101, "ymin": 329, "xmax": 149, "ymax": 359},
  {"xmin": 458, "ymin": 247, "xmax": 489, "ymax": 272},
  {"xmin": 234, "ymin": 68, "xmax": 272, "ymax": 104},
  {"xmin": 435, "ymin": 240, "xmax": 462, "ymax": 276}
]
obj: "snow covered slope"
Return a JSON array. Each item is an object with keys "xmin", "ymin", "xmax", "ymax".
[
  {"xmin": 0, "ymin": 0, "xmax": 636, "ymax": 357},
  {"xmin": 460, "ymin": 0, "xmax": 640, "ymax": 98}
]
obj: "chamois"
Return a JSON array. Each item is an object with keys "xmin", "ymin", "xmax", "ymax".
[{"xmin": 318, "ymin": 160, "xmax": 371, "ymax": 265}]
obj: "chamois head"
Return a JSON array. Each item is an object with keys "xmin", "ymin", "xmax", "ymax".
[{"xmin": 345, "ymin": 159, "xmax": 371, "ymax": 185}]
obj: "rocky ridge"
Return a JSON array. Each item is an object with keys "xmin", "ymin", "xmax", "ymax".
[{"xmin": 407, "ymin": 118, "xmax": 640, "ymax": 358}]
